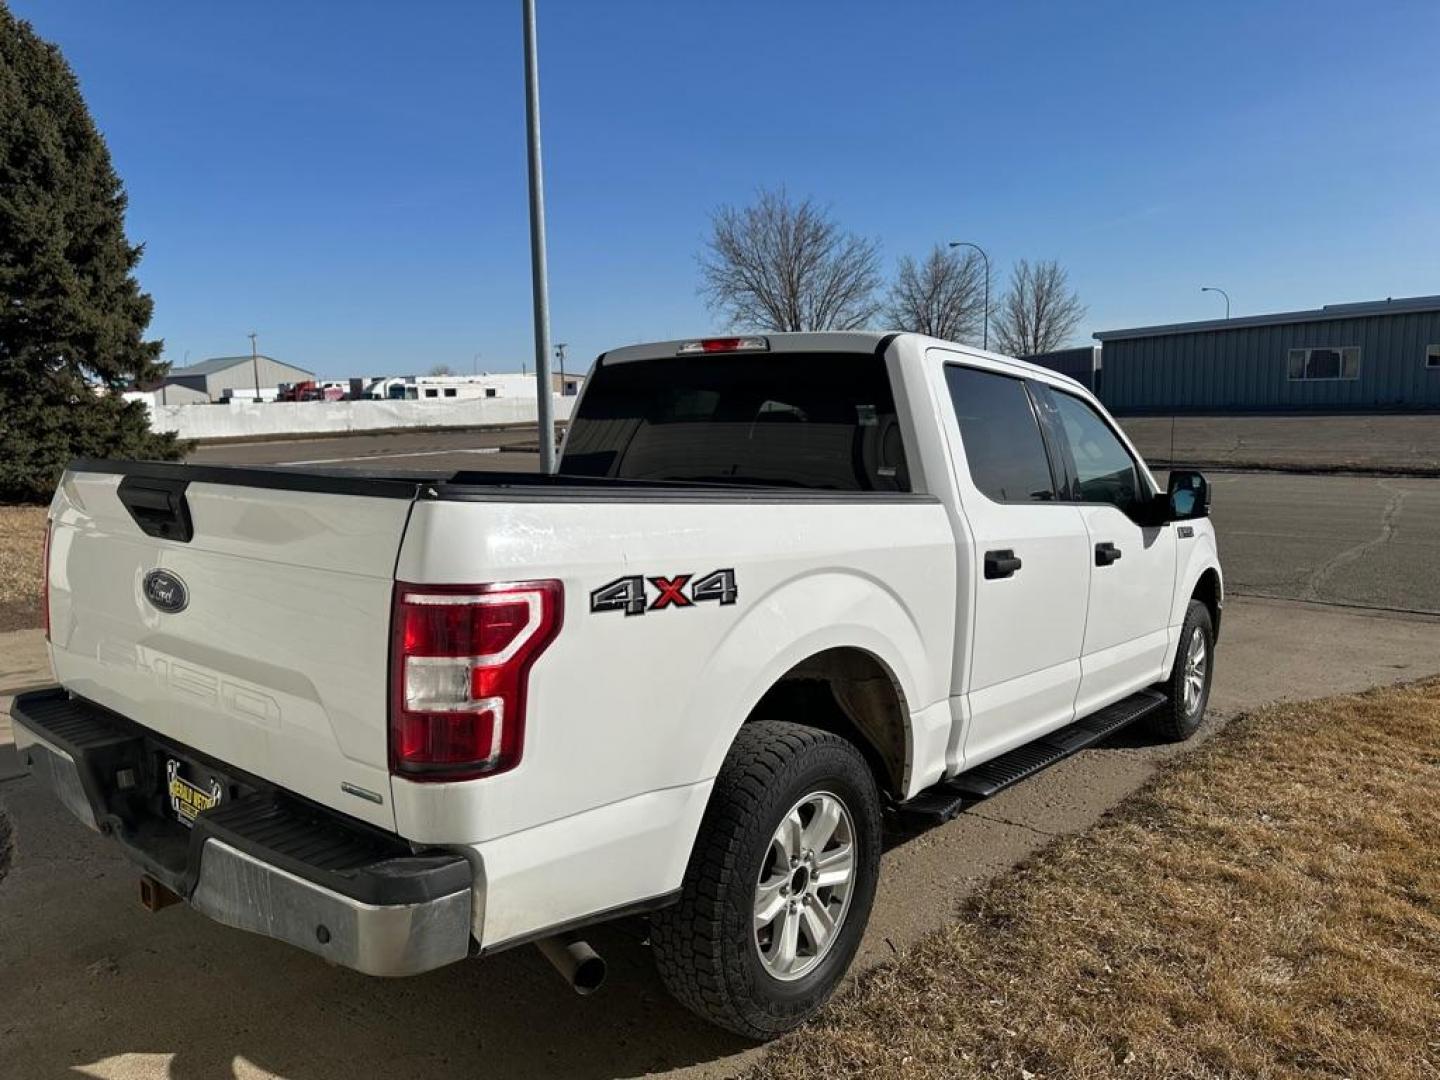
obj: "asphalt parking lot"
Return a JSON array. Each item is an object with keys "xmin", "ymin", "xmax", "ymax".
[
  {"xmin": 2, "ymin": 426, "xmax": 1437, "ymax": 1079},
  {"xmin": 1209, "ymin": 471, "xmax": 1440, "ymax": 614}
]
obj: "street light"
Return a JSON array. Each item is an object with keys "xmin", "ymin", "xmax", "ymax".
[
  {"xmin": 554, "ymin": 342, "xmax": 567, "ymax": 396},
  {"xmin": 522, "ymin": 0, "xmax": 556, "ymax": 472},
  {"xmin": 247, "ymin": 331, "xmax": 260, "ymax": 402},
  {"xmin": 948, "ymin": 241, "xmax": 990, "ymax": 350},
  {"xmin": 1200, "ymin": 286, "xmax": 1231, "ymax": 319}
]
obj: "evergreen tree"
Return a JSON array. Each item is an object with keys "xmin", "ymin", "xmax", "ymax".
[{"xmin": 0, "ymin": 5, "xmax": 184, "ymax": 503}]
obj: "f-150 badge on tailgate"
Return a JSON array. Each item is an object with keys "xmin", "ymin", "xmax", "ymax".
[{"xmin": 590, "ymin": 569, "xmax": 737, "ymax": 616}]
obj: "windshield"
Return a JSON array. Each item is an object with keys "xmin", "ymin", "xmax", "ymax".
[{"xmin": 559, "ymin": 351, "xmax": 910, "ymax": 491}]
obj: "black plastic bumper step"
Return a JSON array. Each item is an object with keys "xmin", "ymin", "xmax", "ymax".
[
  {"xmin": 898, "ymin": 689, "xmax": 1167, "ymax": 824},
  {"xmin": 10, "ymin": 688, "xmax": 470, "ymax": 906}
]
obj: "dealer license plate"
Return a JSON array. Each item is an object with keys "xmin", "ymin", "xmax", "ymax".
[{"xmin": 165, "ymin": 758, "xmax": 224, "ymax": 827}]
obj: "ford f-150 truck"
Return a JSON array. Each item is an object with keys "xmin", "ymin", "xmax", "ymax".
[{"xmin": 13, "ymin": 331, "xmax": 1220, "ymax": 1038}]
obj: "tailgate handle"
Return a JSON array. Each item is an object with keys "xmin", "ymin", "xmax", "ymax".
[{"xmin": 117, "ymin": 476, "xmax": 194, "ymax": 543}]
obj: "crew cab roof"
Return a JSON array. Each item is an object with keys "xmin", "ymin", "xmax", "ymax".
[
  {"xmin": 597, "ymin": 332, "xmax": 1090, "ymax": 395},
  {"xmin": 599, "ymin": 332, "xmax": 892, "ymax": 365}
]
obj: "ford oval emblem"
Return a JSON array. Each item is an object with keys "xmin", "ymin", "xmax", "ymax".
[{"xmin": 143, "ymin": 569, "xmax": 189, "ymax": 614}]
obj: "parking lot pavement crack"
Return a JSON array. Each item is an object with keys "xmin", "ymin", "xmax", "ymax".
[
  {"xmin": 1302, "ymin": 480, "xmax": 1407, "ymax": 602},
  {"xmin": 965, "ymin": 808, "xmax": 1060, "ymax": 838}
]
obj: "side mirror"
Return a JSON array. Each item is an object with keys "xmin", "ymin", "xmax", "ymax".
[{"xmin": 1166, "ymin": 469, "xmax": 1210, "ymax": 521}]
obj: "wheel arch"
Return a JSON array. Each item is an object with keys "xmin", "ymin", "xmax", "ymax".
[
  {"xmin": 742, "ymin": 646, "xmax": 913, "ymax": 800},
  {"xmin": 1192, "ymin": 565, "xmax": 1223, "ymax": 640}
]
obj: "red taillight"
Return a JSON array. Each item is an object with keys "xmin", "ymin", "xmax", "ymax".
[
  {"xmin": 677, "ymin": 336, "xmax": 769, "ymax": 354},
  {"xmin": 42, "ymin": 520, "xmax": 53, "ymax": 642},
  {"xmin": 390, "ymin": 580, "xmax": 562, "ymax": 781}
]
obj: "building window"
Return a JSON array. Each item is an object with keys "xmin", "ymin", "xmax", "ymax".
[
  {"xmin": 424, "ymin": 388, "xmax": 438, "ymax": 398},
  {"xmin": 485, "ymin": 388, "xmax": 497, "ymax": 398},
  {"xmin": 1427, "ymin": 345, "xmax": 1440, "ymax": 369},
  {"xmin": 443, "ymin": 387, "xmax": 457, "ymax": 397},
  {"xmin": 1287, "ymin": 346, "xmax": 1360, "ymax": 381}
]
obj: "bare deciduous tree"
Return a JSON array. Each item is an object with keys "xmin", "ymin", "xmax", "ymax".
[
  {"xmin": 699, "ymin": 188, "xmax": 882, "ymax": 332},
  {"xmin": 884, "ymin": 245, "xmax": 987, "ymax": 342},
  {"xmin": 993, "ymin": 259, "xmax": 1087, "ymax": 357},
  {"xmin": 427, "ymin": 363, "xmax": 456, "ymax": 377}
]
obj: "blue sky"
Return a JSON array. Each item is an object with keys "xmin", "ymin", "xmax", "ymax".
[{"xmin": 12, "ymin": 0, "xmax": 1440, "ymax": 379}]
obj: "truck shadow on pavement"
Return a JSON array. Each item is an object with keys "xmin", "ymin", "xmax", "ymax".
[{"xmin": 0, "ymin": 779, "xmax": 750, "ymax": 1080}]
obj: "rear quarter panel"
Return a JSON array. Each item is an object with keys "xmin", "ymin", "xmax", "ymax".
[{"xmin": 390, "ymin": 495, "xmax": 956, "ymax": 844}]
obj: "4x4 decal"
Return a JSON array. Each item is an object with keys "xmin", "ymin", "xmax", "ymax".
[{"xmin": 590, "ymin": 569, "xmax": 738, "ymax": 616}]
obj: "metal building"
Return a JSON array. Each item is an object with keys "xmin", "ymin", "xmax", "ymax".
[
  {"xmin": 1020, "ymin": 345, "xmax": 1101, "ymax": 391},
  {"xmin": 1093, "ymin": 294, "xmax": 1440, "ymax": 413},
  {"xmin": 156, "ymin": 355, "xmax": 316, "ymax": 404}
]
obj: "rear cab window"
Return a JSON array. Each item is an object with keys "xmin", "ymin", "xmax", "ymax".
[{"xmin": 559, "ymin": 351, "xmax": 909, "ymax": 491}]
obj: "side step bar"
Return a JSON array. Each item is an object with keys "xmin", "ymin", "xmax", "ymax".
[{"xmin": 898, "ymin": 689, "xmax": 1168, "ymax": 825}]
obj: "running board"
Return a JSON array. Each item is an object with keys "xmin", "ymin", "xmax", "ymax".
[{"xmin": 897, "ymin": 689, "xmax": 1168, "ymax": 825}]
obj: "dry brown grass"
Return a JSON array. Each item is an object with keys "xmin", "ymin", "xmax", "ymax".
[
  {"xmin": 750, "ymin": 681, "xmax": 1440, "ymax": 1080},
  {"xmin": 0, "ymin": 505, "xmax": 47, "ymax": 632}
]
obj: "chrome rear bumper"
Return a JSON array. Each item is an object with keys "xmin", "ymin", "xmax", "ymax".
[{"xmin": 189, "ymin": 838, "xmax": 472, "ymax": 976}]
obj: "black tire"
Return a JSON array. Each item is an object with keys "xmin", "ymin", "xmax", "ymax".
[
  {"xmin": 651, "ymin": 720, "xmax": 882, "ymax": 1039},
  {"xmin": 1149, "ymin": 599, "xmax": 1215, "ymax": 742}
]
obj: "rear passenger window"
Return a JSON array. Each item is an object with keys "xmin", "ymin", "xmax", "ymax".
[{"xmin": 944, "ymin": 366, "xmax": 1056, "ymax": 503}]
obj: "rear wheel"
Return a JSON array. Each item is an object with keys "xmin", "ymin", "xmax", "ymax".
[
  {"xmin": 1149, "ymin": 599, "xmax": 1214, "ymax": 742},
  {"xmin": 651, "ymin": 720, "xmax": 881, "ymax": 1039}
]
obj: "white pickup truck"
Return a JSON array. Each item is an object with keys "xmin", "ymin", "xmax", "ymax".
[{"xmin": 14, "ymin": 331, "xmax": 1220, "ymax": 1038}]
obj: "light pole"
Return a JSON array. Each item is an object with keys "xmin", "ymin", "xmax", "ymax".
[
  {"xmin": 948, "ymin": 240, "xmax": 990, "ymax": 350},
  {"xmin": 1201, "ymin": 286, "xmax": 1231, "ymax": 319},
  {"xmin": 554, "ymin": 342, "xmax": 567, "ymax": 396},
  {"xmin": 247, "ymin": 331, "xmax": 260, "ymax": 402},
  {"xmin": 522, "ymin": 0, "xmax": 556, "ymax": 472},
  {"xmin": 473, "ymin": 351, "xmax": 482, "ymax": 376}
]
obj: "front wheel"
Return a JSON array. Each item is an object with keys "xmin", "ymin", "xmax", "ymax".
[
  {"xmin": 1149, "ymin": 599, "xmax": 1215, "ymax": 742},
  {"xmin": 651, "ymin": 720, "xmax": 882, "ymax": 1039}
]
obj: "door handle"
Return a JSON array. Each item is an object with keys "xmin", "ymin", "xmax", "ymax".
[
  {"xmin": 1095, "ymin": 541, "xmax": 1122, "ymax": 567},
  {"xmin": 984, "ymin": 549, "xmax": 1022, "ymax": 579}
]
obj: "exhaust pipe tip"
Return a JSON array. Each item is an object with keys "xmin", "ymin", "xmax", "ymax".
[
  {"xmin": 535, "ymin": 934, "xmax": 607, "ymax": 996},
  {"xmin": 571, "ymin": 950, "xmax": 607, "ymax": 995}
]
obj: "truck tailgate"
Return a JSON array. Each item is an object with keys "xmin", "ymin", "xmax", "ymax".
[{"xmin": 46, "ymin": 466, "xmax": 417, "ymax": 831}]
